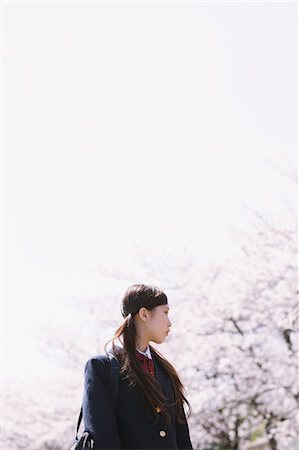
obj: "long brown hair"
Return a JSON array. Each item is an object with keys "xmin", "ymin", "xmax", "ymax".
[{"xmin": 104, "ymin": 284, "xmax": 191, "ymax": 425}]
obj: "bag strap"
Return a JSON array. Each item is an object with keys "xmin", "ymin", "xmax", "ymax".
[{"xmin": 75, "ymin": 352, "xmax": 120, "ymax": 438}]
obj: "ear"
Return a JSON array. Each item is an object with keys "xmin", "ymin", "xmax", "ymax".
[{"xmin": 137, "ymin": 307, "xmax": 150, "ymax": 322}]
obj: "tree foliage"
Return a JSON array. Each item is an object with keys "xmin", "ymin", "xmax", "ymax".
[{"xmin": 2, "ymin": 215, "xmax": 297, "ymax": 450}]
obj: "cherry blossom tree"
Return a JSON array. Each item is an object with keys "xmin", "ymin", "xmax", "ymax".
[
  {"xmin": 2, "ymin": 211, "xmax": 297, "ymax": 450},
  {"xmin": 165, "ymin": 214, "xmax": 298, "ymax": 450}
]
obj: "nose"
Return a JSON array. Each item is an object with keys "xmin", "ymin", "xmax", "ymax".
[{"xmin": 168, "ymin": 318, "xmax": 172, "ymax": 328}]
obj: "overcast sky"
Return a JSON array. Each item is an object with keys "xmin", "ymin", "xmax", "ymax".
[{"xmin": 2, "ymin": 1, "xmax": 297, "ymax": 376}]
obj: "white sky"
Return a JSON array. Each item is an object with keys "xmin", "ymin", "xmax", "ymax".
[{"xmin": 2, "ymin": 1, "xmax": 297, "ymax": 377}]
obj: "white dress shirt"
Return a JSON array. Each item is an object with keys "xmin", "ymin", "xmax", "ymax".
[{"xmin": 136, "ymin": 345, "xmax": 152, "ymax": 359}]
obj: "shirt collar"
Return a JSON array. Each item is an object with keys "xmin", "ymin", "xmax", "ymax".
[{"xmin": 136, "ymin": 345, "xmax": 152, "ymax": 359}]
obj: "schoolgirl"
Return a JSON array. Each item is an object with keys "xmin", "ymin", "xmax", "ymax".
[{"xmin": 82, "ymin": 283, "xmax": 193, "ymax": 449}]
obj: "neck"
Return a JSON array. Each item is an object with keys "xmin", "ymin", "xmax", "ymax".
[{"xmin": 135, "ymin": 336, "xmax": 149, "ymax": 353}]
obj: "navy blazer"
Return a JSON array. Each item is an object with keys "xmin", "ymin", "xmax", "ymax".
[{"xmin": 82, "ymin": 350, "xmax": 193, "ymax": 449}]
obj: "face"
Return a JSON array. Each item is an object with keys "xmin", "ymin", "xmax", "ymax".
[{"xmin": 146, "ymin": 304, "xmax": 172, "ymax": 344}]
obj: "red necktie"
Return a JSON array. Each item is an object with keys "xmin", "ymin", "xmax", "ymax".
[{"xmin": 135, "ymin": 350, "xmax": 155, "ymax": 377}]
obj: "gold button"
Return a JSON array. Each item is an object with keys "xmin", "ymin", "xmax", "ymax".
[
  {"xmin": 159, "ymin": 430, "xmax": 166, "ymax": 438},
  {"xmin": 155, "ymin": 406, "xmax": 161, "ymax": 413}
]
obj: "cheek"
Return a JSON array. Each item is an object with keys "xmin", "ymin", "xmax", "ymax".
[
  {"xmin": 152, "ymin": 314, "xmax": 167, "ymax": 333},
  {"xmin": 153, "ymin": 318, "xmax": 163, "ymax": 333},
  {"xmin": 161, "ymin": 316, "xmax": 168, "ymax": 328}
]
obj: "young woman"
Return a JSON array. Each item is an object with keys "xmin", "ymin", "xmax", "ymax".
[{"xmin": 82, "ymin": 283, "xmax": 193, "ymax": 449}]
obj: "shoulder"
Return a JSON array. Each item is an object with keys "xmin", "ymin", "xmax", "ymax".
[
  {"xmin": 84, "ymin": 348, "xmax": 123, "ymax": 371},
  {"xmin": 84, "ymin": 354, "xmax": 111, "ymax": 377}
]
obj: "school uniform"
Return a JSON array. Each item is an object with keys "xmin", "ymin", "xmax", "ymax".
[{"xmin": 82, "ymin": 345, "xmax": 193, "ymax": 449}]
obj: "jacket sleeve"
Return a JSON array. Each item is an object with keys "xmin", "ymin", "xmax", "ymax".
[
  {"xmin": 176, "ymin": 404, "xmax": 193, "ymax": 450},
  {"xmin": 82, "ymin": 355, "xmax": 122, "ymax": 449}
]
